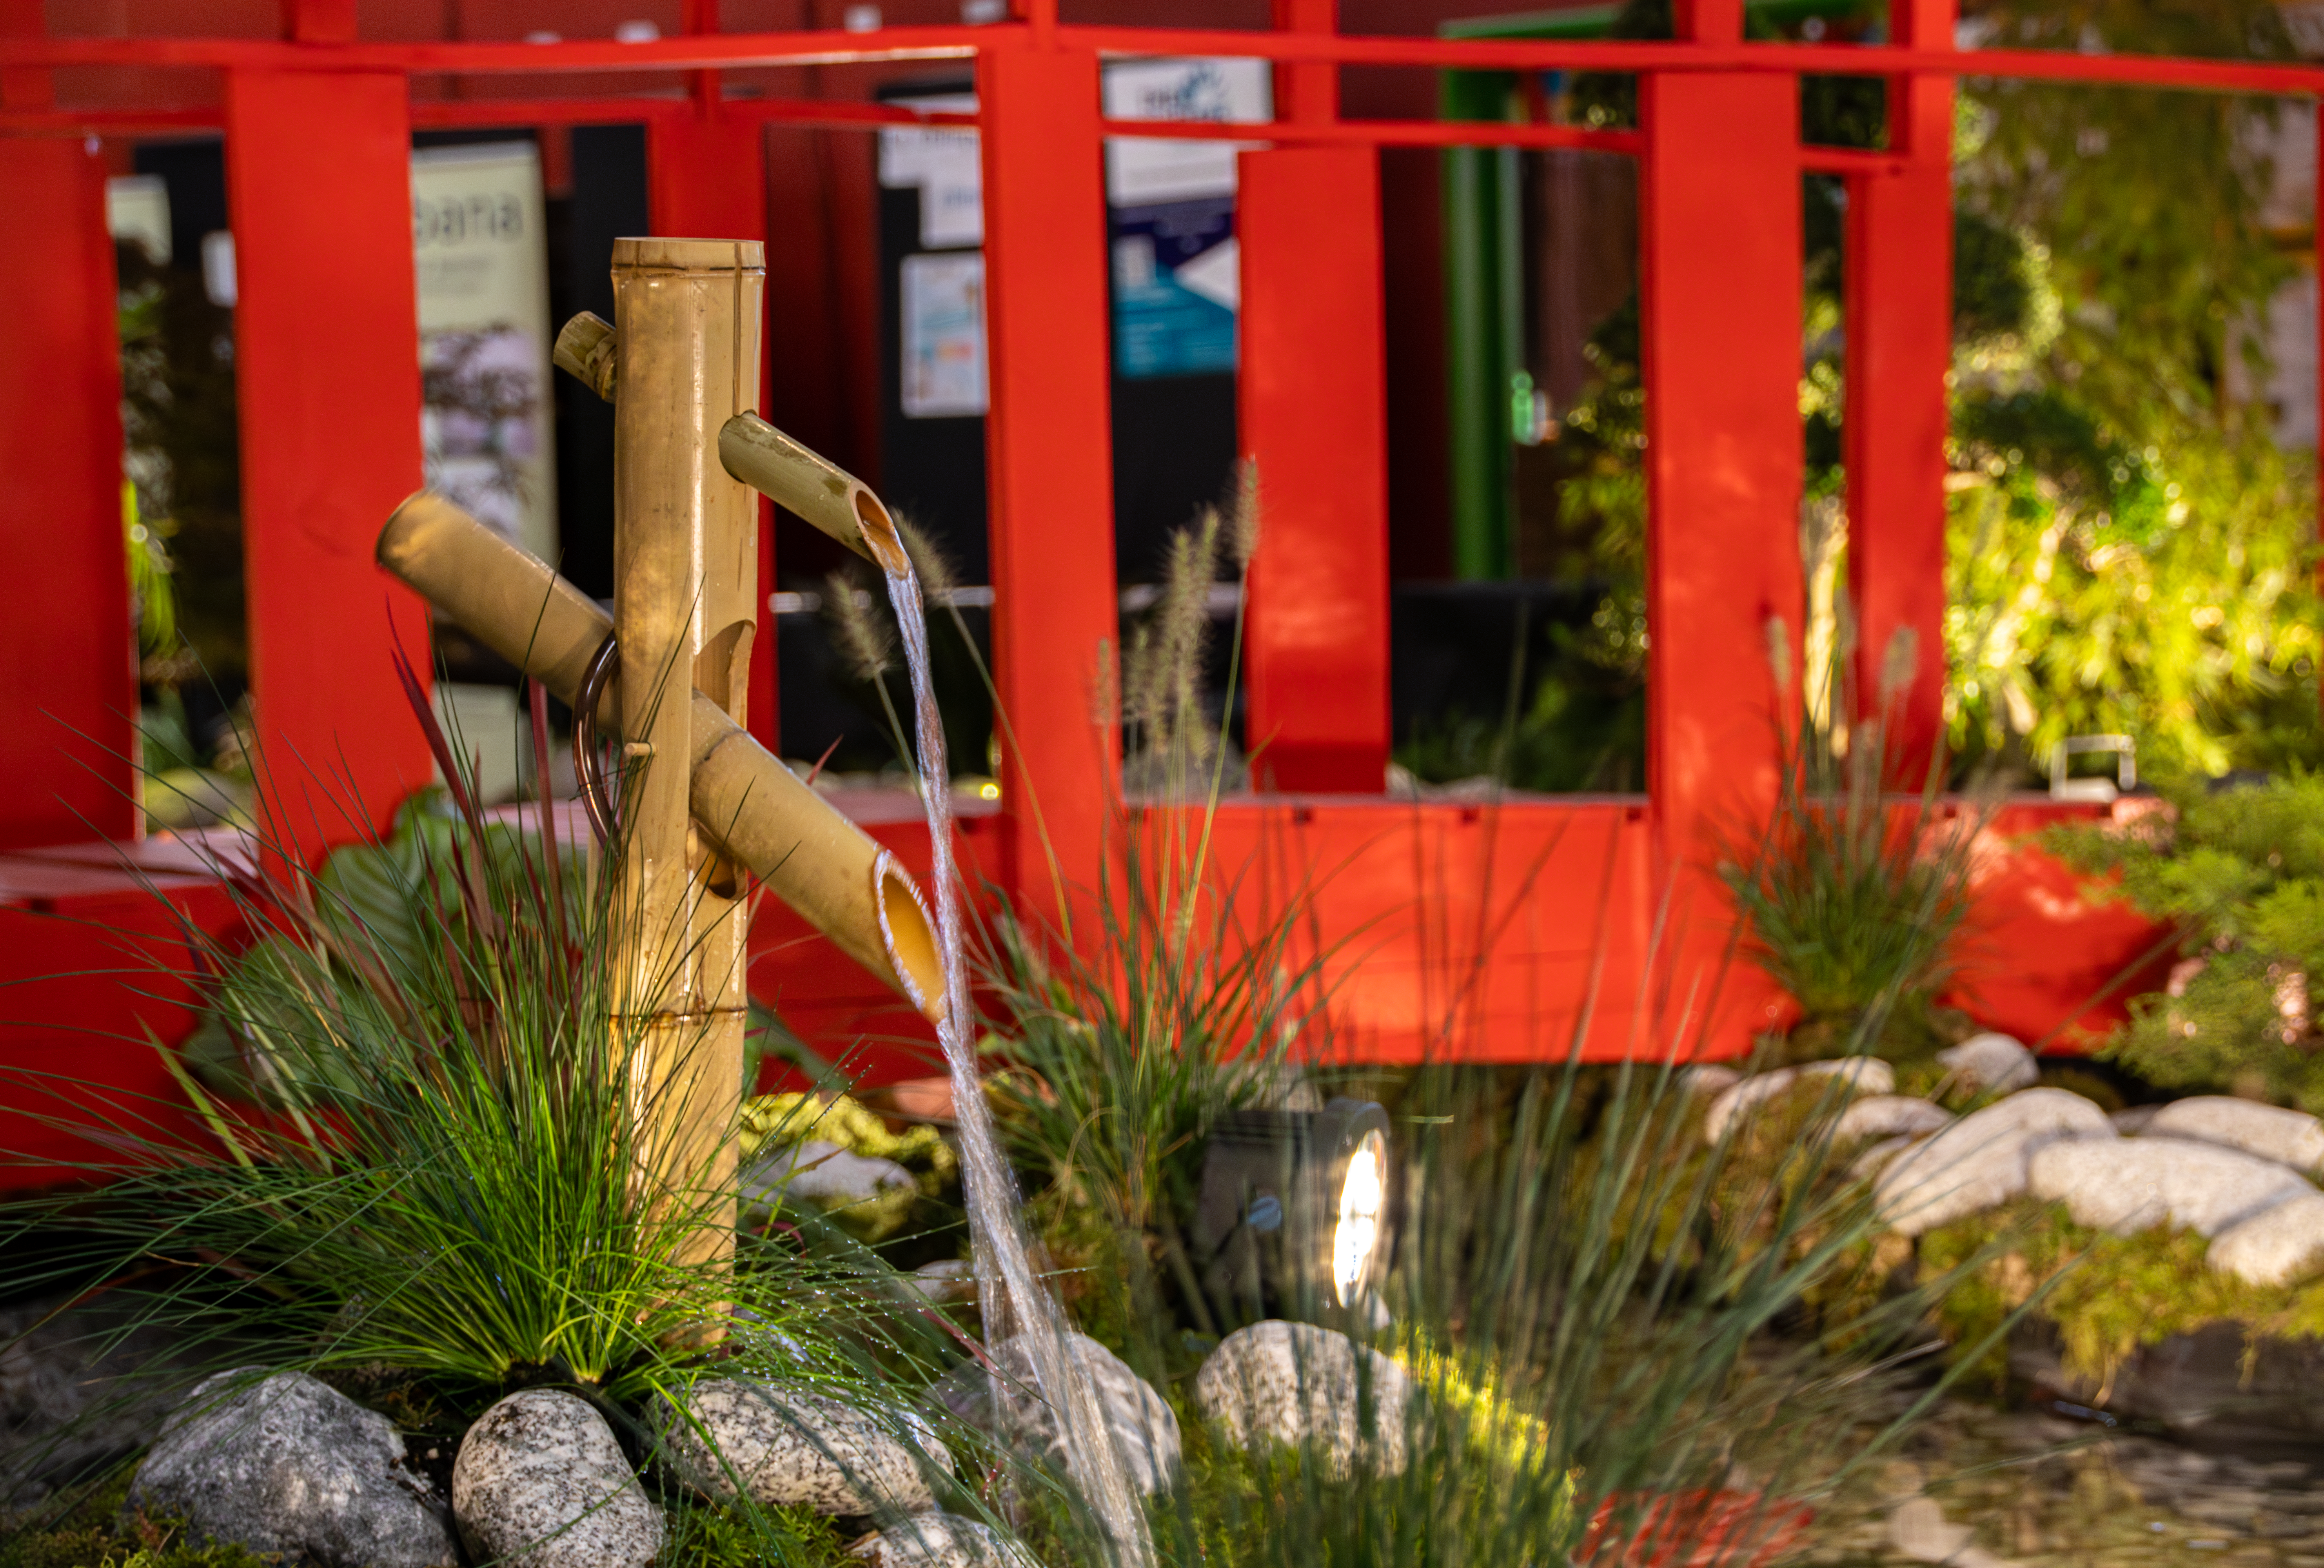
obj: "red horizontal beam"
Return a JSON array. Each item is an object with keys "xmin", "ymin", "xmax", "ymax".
[
  {"xmin": 1101, "ymin": 114, "xmax": 1641, "ymax": 153},
  {"xmin": 2, "ymin": 25, "xmax": 2322, "ymax": 98},
  {"xmin": 0, "ymin": 107, "xmax": 221, "ymax": 136}
]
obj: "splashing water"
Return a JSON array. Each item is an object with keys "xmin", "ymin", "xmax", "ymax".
[{"xmin": 883, "ymin": 566, "xmax": 1154, "ymax": 1567}]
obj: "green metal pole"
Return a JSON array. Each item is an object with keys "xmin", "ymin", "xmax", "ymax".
[{"xmin": 1441, "ymin": 67, "xmax": 1519, "ymax": 581}]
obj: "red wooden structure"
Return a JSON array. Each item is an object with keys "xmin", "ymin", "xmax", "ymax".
[{"xmin": 0, "ymin": 0, "xmax": 2294, "ymax": 1171}]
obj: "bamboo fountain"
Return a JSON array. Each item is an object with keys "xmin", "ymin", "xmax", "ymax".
[{"xmin": 377, "ymin": 237, "xmax": 1149, "ymax": 1564}]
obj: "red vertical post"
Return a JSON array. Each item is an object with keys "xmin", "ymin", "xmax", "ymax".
[
  {"xmin": 0, "ymin": 5, "xmax": 136, "ymax": 850},
  {"xmin": 650, "ymin": 102, "xmax": 774, "ymax": 752},
  {"xmin": 227, "ymin": 68, "xmax": 431, "ymax": 848},
  {"xmin": 1846, "ymin": 0, "xmax": 1954, "ymax": 779},
  {"xmin": 1240, "ymin": 147, "xmax": 1390, "ymax": 792},
  {"xmin": 1640, "ymin": 0, "xmax": 1804, "ymax": 1044},
  {"xmin": 979, "ymin": 40, "xmax": 1118, "ymax": 914}
]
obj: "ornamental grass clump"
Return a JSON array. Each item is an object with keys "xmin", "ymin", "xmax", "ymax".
[
  {"xmin": 0, "ymin": 678, "xmax": 968, "ymax": 1563},
  {"xmin": 1721, "ymin": 643, "xmax": 1988, "ymax": 1063}
]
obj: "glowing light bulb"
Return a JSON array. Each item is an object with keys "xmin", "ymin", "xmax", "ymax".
[{"xmin": 1332, "ymin": 1132, "xmax": 1386, "ymax": 1307}]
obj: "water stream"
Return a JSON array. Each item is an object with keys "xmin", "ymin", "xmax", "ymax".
[{"xmin": 883, "ymin": 567, "xmax": 1154, "ymax": 1567}]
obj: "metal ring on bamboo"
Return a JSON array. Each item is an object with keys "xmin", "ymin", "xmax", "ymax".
[{"xmin": 572, "ymin": 630, "xmax": 621, "ymax": 847}]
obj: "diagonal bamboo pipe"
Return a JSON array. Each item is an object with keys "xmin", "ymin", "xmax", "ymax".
[{"xmin": 375, "ymin": 493, "xmax": 946, "ymax": 1024}]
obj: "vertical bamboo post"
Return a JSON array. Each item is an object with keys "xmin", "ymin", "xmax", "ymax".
[{"xmin": 609, "ymin": 237, "xmax": 764, "ymax": 1278}]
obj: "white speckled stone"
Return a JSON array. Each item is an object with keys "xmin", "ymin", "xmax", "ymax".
[
  {"xmin": 2142, "ymin": 1097, "xmax": 2324, "ymax": 1174},
  {"xmin": 1194, "ymin": 1321, "xmax": 1412, "ymax": 1479},
  {"xmin": 1835, "ymin": 1096, "xmax": 1953, "ymax": 1144},
  {"xmin": 928, "ymin": 1331, "xmax": 1179, "ymax": 1496},
  {"xmin": 660, "ymin": 1378, "xmax": 948, "ymax": 1516},
  {"xmin": 129, "ymin": 1370, "xmax": 456, "ymax": 1568},
  {"xmin": 847, "ymin": 1514, "xmax": 1038, "ymax": 1567},
  {"xmin": 2028, "ymin": 1136, "xmax": 2311, "ymax": 1237},
  {"xmin": 2209, "ymin": 1190, "xmax": 2324, "ymax": 1286},
  {"xmin": 1678, "ymin": 1064, "xmax": 1741, "ymax": 1097},
  {"xmin": 1875, "ymin": 1088, "xmax": 2115, "ymax": 1236},
  {"xmin": 745, "ymin": 1140, "xmax": 916, "ymax": 1207},
  {"xmin": 1935, "ymin": 1033, "xmax": 2040, "ymax": 1095},
  {"xmin": 452, "ymin": 1389, "xmax": 662, "ymax": 1568},
  {"xmin": 1703, "ymin": 1058, "xmax": 1896, "ymax": 1144}
]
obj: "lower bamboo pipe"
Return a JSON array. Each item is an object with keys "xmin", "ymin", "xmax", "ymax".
[{"xmin": 376, "ymin": 492, "xmax": 946, "ymax": 1022}]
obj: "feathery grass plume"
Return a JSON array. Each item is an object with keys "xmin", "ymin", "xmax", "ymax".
[
  {"xmin": 825, "ymin": 565, "xmax": 913, "ymax": 769},
  {"xmin": 896, "ymin": 513, "xmax": 960, "ymax": 604},
  {"xmin": 1123, "ymin": 508, "xmax": 1224, "ymax": 780},
  {"xmin": 1226, "ymin": 458, "xmax": 1261, "ymax": 571},
  {"xmin": 0, "ymin": 679, "xmax": 989, "ymax": 1561}
]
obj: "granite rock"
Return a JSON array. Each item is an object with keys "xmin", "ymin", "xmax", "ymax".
[
  {"xmin": 1935, "ymin": 1033, "xmax": 2041, "ymax": 1096},
  {"xmin": 2142, "ymin": 1098, "xmax": 2324, "ymax": 1174},
  {"xmin": 847, "ymin": 1514, "xmax": 1038, "ymax": 1567},
  {"xmin": 1876, "ymin": 1088, "xmax": 2115, "ymax": 1236},
  {"xmin": 1834, "ymin": 1095, "xmax": 1953, "ymax": 1145},
  {"xmin": 2029, "ymin": 1136, "xmax": 2311, "ymax": 1237},
  {"xmin": 452, "ymin": 1389, "xmax": 662, "ymax": 1568},
  {"xmin": 661, "ymin": 1377, "xmax": 948, "ymax": 1516},
  {"xmin": 1194, "ymin": 1321, "xmax": 1412, "ymax": 1479},
  {"xmin": 929, "ymin": 1331, "xmax": 1179, "ymax": 1495},
  {"xmin": 1703, "ymin": 1058, "xmax": 1896, "ymax": 1144},
  {"xmin": 2209, "ymin": 1191, "xmax": 2324, "ymax": 1287},
  {"xmin": 129, "ymin": 1369, "xmax": 455, "ymax": 1568}
]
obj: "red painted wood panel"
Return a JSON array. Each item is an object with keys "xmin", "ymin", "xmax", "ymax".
[
  {"xmin": 977, "ymin": 41, "xmax": 1118, "ymax": 917},
  {"xmin": 1845, "ymin": 0, "xmax": 1954, "ymax": 778},
  {"xmin": 225, "ymin": 67, "xmax": 432, "ymax": 850},
  {"xmin": 1638, "ymin": 62, "xmax": 1803, "ymax": 1049},
  {"xmin": 0, "ymin": 133, "xmax": 137, "ymax": 851},
  {"xmin": 1240, "ymin": 145, "xmax": 1391, "ymax": 793},
  {"xmin": 0, "ymin": 865, "xmax": 239, "ymax": 1192}
]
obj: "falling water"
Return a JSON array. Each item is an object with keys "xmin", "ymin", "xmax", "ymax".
[{"xmin": 883, "ymin": 566, "xmax": 1154, "ymax": 1567}]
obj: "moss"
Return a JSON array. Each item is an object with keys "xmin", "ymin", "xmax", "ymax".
[
  {"xmin": 1921, "ymin": 1199, "xmax": 2324, "ymax": 1394},
  {"xmin": 0, "ymin": 1476, "xmax": 274, "ymax": 1568},
  {"xmin": 659, "ymin": 1498, "xmax": 853, "ymax": 1568}
]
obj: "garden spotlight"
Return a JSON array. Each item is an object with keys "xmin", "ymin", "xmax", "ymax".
[{"xmin": 1191, "ymin": 1098, "xmax": 1394, "ymax": 1326}]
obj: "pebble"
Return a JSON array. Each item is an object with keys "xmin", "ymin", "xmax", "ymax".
[
  {"xmin": 2142, "ymin": 1098, "xmax": 2324, "ymax": 1174},
  {"xmin": 1704, "ymin": 1058, "xmax": 1897, "ymax": 1143},
  {"xmin": 847, "ymin": 1513, "xmax": 1038, "ymax": 1566},
  {"xmin": 452, "ymin": 1388, "xmax": 663, "ymax": 1568},
  {"xmin": 1194, "ymin": 1320, "xmax": 1412, "ymax": 1479},
  {"xmin": 1876, "ymin": 1089, "xmax": 2115, "ymax": 1236},
  {"xmin": 2027, "ymin": 1136, "xmax": 2311, "ymax": 1237},
  {"xmin": 129, "ymin": 1369, "xmax": 456, "ymax": 1568},
  {"xmin": 659, "ymin": 1377, "xmax": 949, "ymax": 1516},
  {"xmin": 1936, "ymin": 1033, "xmax": 2041, "ymax": 1096},
  {"xmin": 2209, "ymin": 1189, "xmax": 2324, "ymax": 1286}
]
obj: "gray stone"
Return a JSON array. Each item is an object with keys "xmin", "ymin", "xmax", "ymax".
[
  {"xmin": 452, "ymin": 1388, "xmax": 662, "ymax": 1568},
  {"xmin": 2, "ymin": 1290, "xmax": 187, "ymax": 1507},
  {"xmin": 847, "ymin": 1514, "xmax": 1037, "ymax": 1567},
  {"xmin": 1876, "ymin": 1088, "xmax": 2115, "ymax": 1236},
  {"xmin": 2029, "ymin": 1136, "xmax": 2312, "ymax": 1237},
  {"xmin": 129, "ymin": 1369, "xmax": 456, "ymax": 1568},
  {"xmin": 1835, "ymin": 1095, "xmax": 1953, "ymax": 1144},
  {"xmin": 2144, "ymin": 1098, "xmax": 2324, "ymax": 1173},
  {"xmin": 660, "ymin": 1377, "xmax": 949, "ymax": 1516},
  {"xmin": 1936, "ymin": 1032, "xmax": 2041, "ymax": 1095},
  {"xmin": 1703, "ymin": 1058, "xmax": 1895, "ymax": 1143},
  {"xmin": 929, "ymin": 1331, "xmax": 1179, "ymax": 1495},
  {"xmin": 1678, "ymin": 1064, "xmax": 1741, "ymax": 1097},
  {"xmin": 2210, "ymin": 1191, "xmax": 2324, "ymax": 1286},
  {"xmin": 897, "ymin": 1259, "xmax": 979, "ymax": 1305},
  {"xmin": 746, "ymin": 1139, "xmax": 917, "ymax": 1207},
  {"xmin": 1193, "ymin": 1321, "xmax": 1412, "ymax": 1479}
]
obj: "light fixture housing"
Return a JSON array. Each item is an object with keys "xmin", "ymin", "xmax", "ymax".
[{"xmin": 1189, "ymin": 1098, "xmax": 1395, "ymax": 1327}]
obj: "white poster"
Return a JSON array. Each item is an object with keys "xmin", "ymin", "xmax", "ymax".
[
  {"xmin": 901, "ymin": 251, "xmax": 988, "ymax": 417},
  {"xmin": 411, "ymin": 142, "xmax": 557, "ymax": 561},
  {"xmin": 878, "ymin": 94, "xmax": 983, "ymax": 250},
  {"xmin": 1100, "ymin": 57, "xmax": 1271, "ymax": 206}
]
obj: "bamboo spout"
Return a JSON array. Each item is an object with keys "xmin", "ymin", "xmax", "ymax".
[
  {"xmin": 374, "ymin": 493, "xmax": 947, "ymax": 1022},
  {"xmin": 717, "ymin": 411, "xmax": 910, "ymax": 576}
]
